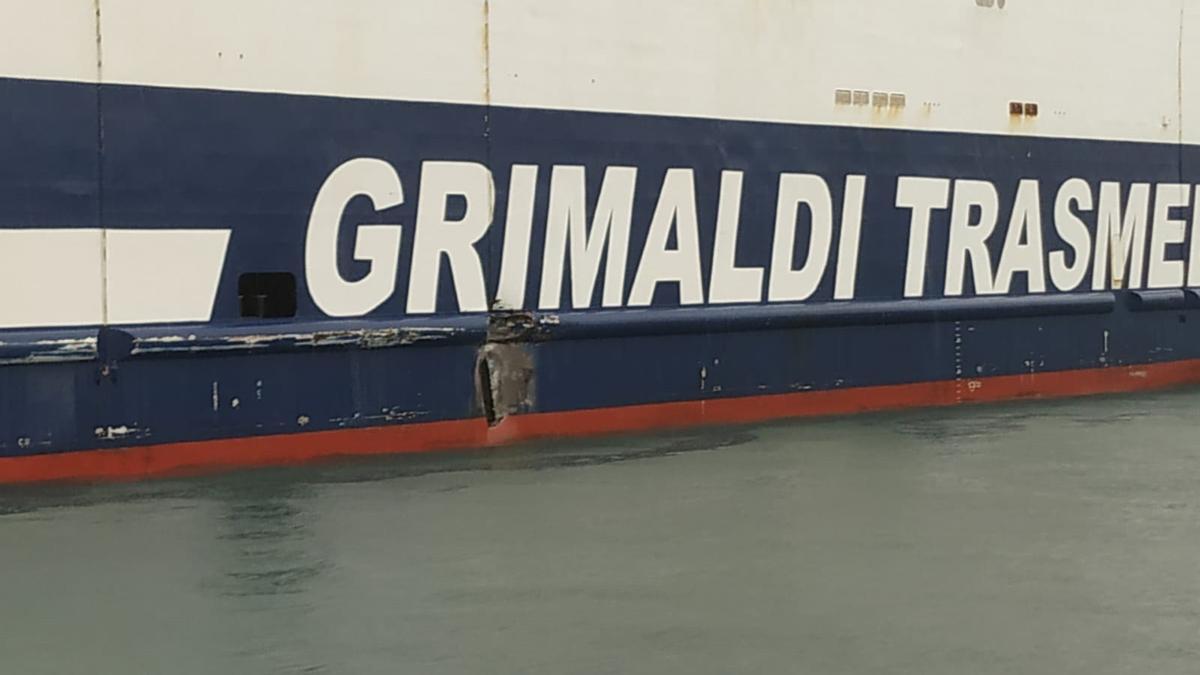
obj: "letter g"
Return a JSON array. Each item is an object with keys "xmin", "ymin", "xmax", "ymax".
[{"xmin": 305, "ymin": 158, "xmax": 404, "ymax": 317}]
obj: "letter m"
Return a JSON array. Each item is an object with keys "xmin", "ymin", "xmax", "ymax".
[
  {"xmin": 538, "ymin": 166, "xmax": 638, "ymax": 310},
  {"xmin": 1092, "ymin": 182, "xmax": 1150, "ymax": 290}
]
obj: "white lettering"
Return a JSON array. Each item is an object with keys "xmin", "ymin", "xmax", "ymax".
[
  {"xmin": 833, "ymin": 176, "xmax": 868, "ymax": 301},
  {"xmin": 629, "ymin": 169, "xmax": 705, "ymax": 307},
  {"xmin": 768, "ymin": 174, "xmax": 833, "ymax": 303},
  {"xmin": 709, "ymin": 171, "xmax": 764, "ymax": 304},
  {"xmin": 1190, "ymin": 186, "xmax": 1200, "ymax": 287},
  {"xmin": 994, "ymin": 179, "xmax": 1046, "ymax": 294},
  {"xmin": 945, "ymin": 179, "xmax": 999, "ymax": 296},
  {"xmin": 895, "ymin": 177, "xmax": 950, "ymax": 298},
  {"xmin": 406, "ymin": 161, "xmax": 494, "ymax": 314},
  {"xmin": 1092, "ymin": 182, "xmax": 1150, "ymax": 290},
  {"xmin": 305, "ymin": 158, "xmax": 404, "ymax": 318},
  {"xmin": 1147, "ymin": 183, "xmax": 1190, "ymax": 289},
  {"xmin": 1049, "ymin": 178, "xmax": 1093, "ymax": 292},
  {"xmin": 494, "ymin": 165, "xmax": 539, "ymax": 310},
  {"xmin": 538, "ymin": 166, "xmax": 637, "ymax": 310}
]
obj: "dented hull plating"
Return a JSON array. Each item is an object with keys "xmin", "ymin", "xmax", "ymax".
[{"xmin": 2, "ymin": 1, "xmax": 1200, "ymax": 482}]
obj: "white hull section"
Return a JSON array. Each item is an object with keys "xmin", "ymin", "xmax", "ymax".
[{"xmin": 0, "ymin": 0, "xmax": 1194, "ymax": 144}]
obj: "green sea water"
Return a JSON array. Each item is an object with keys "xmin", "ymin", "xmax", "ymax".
[{"xmin": 3, "ymin": 390, "xmax": 1200, "ymax": 674}]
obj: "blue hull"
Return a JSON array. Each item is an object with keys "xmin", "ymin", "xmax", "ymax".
[{"xmin": 1, "ymin": 77, "xmax": 1197, "ymax": 480}]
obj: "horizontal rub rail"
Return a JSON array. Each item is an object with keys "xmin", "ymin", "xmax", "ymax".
[
  {"xmin": 1127, "ymin": 289, "xmax": 1196, "ymax": 311},
  {"xmin": 0, "ymin": 319, "xmax": 489, "ymax": 364},
  {"xmin": 122, "ymin": 318, "xmax": 490, "ymax": 357},
  {"xmin": 0, "ymin": 329, "xmax": 98, "ymax": 365},
  {"xmin": 520, "ymin": 293, "xmax": 1119, "ymax": 342},
  {"xmin": 0, "ymin": 293, "xmax": 1125, "ymax": 363}
]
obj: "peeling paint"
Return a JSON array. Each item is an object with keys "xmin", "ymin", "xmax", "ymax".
[
  {"xmin": 130, "ymin": 326, "xmax": 468, "ymax": 356},
  {"xmin": 329, "ymin": 407, "xmax": 429, "ymax": 427},
  {"xmin": 134, "ymin": 334, "xmax": 197, "ymax": 345},
  {"xmin": 487, "ymin": 311, "xmax": 561, "ymax": 342},
  {"xmin": 94, "ymin": 425, "xmax": 149, "ymax": 441},
  {"xmin": 0, "ymin": 337, "xmax": 98, "ymax": 365}
]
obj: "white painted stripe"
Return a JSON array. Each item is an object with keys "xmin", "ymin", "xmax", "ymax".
[
  {"xmin": 105, "ymin": 229, "xmax": 231, "ymax": 326},
  {"xmin": 0, "ymin": 229, "xmax": 230, "ymax": 330},
  {"xmin": 0, "ymin": 229, "xmax": 104, "ymax": 329}
]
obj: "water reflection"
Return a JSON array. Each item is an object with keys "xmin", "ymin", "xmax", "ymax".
[
  {"xmin": 204, "ymin": 481, "xmax": 331, "ymax": 673},
  {"xmin": 211, "ymin": 493, "xmax": 328, "ymax": 598}
]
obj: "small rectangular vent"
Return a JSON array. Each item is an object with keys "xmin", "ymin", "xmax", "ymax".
[
  {"xmin": 1010, "ymin": 101, "xmax": 1040, "ymax": 118},
  {"xmin": 239, "ymin": 272, "xmax": 297, "ymax": 319}
]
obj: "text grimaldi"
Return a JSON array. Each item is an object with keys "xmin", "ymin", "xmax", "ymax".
[{"xmin": 305, "ymin": 159, "xmax": 1200, "ymax": 316}]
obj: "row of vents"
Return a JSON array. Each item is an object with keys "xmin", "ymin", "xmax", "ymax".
[
  {"xmin": 835, "ymin": 89, "xmax": 1040, "ymax": 118},
  {"xmin": 834, "ymin": 89, "xmax": 905, "ymax": 109}
]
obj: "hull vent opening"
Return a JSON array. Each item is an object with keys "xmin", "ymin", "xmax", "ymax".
[{"xmin": 239, "ymin": 273, "xmax": 297, "ymax": 319}]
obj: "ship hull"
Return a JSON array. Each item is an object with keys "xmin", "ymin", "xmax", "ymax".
[
  {"xmin": 2, "ymin": 1, "xmax": 1199, "ymax": 482},
  {"xmin": 4, "ymin": 359, "xmax": 1200, "ymax": 484}
]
